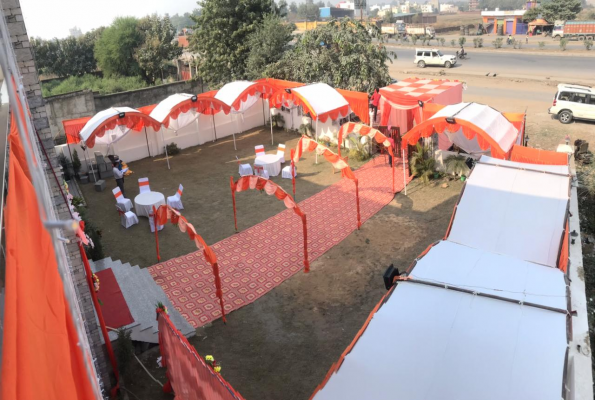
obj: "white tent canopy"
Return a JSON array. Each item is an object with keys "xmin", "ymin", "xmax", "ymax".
[
  {"xmin": 312, "ymin": 241, "xmax": 568, "ymax": 400},
  {"xmin": 431, "ymin": 102, "xmax": 520, "ymax": 154},
  {"xmin": 150, "ymin": 93, "xmax": 198, "ymax": 131},
  {"xmin": 448, "ymin": 156, "xmax": 570, "ymax": 268},
  {"xmin": 79, "ymin": 107, "xmax": 141, "ymax": 146},
  {"xmin": 214, "ymin": 81, "xmax": 259, "ymax": 113},
  {"xmin": 291, "ymin": 83, "xmax": 350, "ymax": 119}
]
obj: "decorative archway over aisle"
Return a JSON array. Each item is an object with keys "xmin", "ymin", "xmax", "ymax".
[
  {"xmin": 337, "ymin": 122, "xmax": 397, "ymax": 193},
  {"xmin": 152, "ymin": 205, "xmax": 227, "ymax": 322},
  {"xmin": 292, "ymin": 136, "xmax": 361, "ymax": 230},
  {"xmin": 229, "ymin": 176, "xmax": 310, "ymax": 273}
]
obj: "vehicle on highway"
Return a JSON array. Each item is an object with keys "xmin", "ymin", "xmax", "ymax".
[
  {"xmin": 406, "ymin": 25, "xmax": 435, "ymax": 39},
  {"xmin": 552, "ymin": 20, "xmax": 595, "ymax": 41},
  {"xmin": 381, "ymin": 22, "xmax": 406, "ymax": 38},
  {"xmin": 414, "ymin": 48, "xmax": 457, "ymax": 69},
  {"xmin": 549, "ymin": 84, "xmax": 595, "ymax": 124}
]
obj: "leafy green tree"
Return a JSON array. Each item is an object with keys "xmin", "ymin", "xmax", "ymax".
[
  {"xmin": 246, "ymin": 14, "xmax": 295, "ymax": 79},
  {"xmin": 135, "ymin": 14, "xmax": 182, "ymax": 83},
  {"xmin": 297, "ymin": 2, "xmax": 320, "ymax": 20},
  {"xmin": 289, "ymin": 1, "xmax": 298, "ymax": 13},
  {"xmin": 169, "ymin": 9, "xmax": 201, "ymax": 31},
  {"xmin": 265, "ymin": 18, "xmax": 395, "ymax": 92},
  {"xmin": 95, "ymin": 17, "xmax": 144, "ymax": 77},
  {"xmin": 190, "ymin": 0, "xmax": 276, "ymax": 85},
  {"xmin": 541, "ymin": 0, "xmax": 582, "ymax": 22},
  {"xmin": 276, "ymin": 0, "xmax": 289, "ymax": 17},
  {"xmin": 522, "ymin": 6, "xmax": 540, "ymax": 23},
  {"xmin": 32, "ymin": 29, "xmax": 101, "ymax": 78}
]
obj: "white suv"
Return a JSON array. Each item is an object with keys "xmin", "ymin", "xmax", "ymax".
[
  {"xmin": 414, "ymin": 48, "xmax": 457, "ymax": 69},
  {"xmin": 549, "ymin": 84, "xmax": 595, "ymax": 124}
]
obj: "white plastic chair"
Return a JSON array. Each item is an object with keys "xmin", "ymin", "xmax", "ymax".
[
  {"xmin": 116, "ymin": 204, "xmax": 138, "ymax": 229},
  {"xmin": 236, "ymin": 156, "xmax": 253, "ymax": 176},
  {"xmin": 167, "ymin": 184, "xmax": 184, "ymax": 210},
  {"xmin": 254, "ymin": 165, "xmax": 270, "ymax": 179},
  {"xmin": 138, "ymin": 177, "xmax": 150, "ymax": 193},
  {"xmin": 149, "ymin": 213, "xmax": 164, "ymax": 233},
  {"xmin": 282, "ymin": 165, "xmax": 297, "ymax": 179},
  {"xmin": 255, "ymin": 145, "xmax": 265, "ymax": 158},
  {"xmin": 277, "ymin": 143, "xmax": 286, "ymax": 163},
  {"xmin": 112, "ymin": 187, "xmax": 133, "ymax": 212}
]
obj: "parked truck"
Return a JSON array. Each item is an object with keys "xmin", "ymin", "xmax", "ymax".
[
  {"xmin": 406, "ymin": 25, "xmax": 435, "ymax": 39},
  {"xmin": 381, "ymin": 22, "xmax": 406, "ymax": 38},
  {"xmin": 552, "ymin": 20, "xmax": 595, "ymax": 41}
]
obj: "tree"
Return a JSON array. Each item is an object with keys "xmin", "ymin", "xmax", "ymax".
[
  {"xmin": 190, "ymin": 0, "xmax": 275, "ymax": 85},
  {"xmin": 297, "ymin": 2, "xmax": 320, "ymax": 20},
  {"xmin": 277, "ymin": 0, "xmax": 289, "ymax": 17},
  {"xmin": 31, "ymin": 29, "xmax": 100, "ymax": 78},
  {"xmin": 265, "ymin": 18, "xmax": 395, "ymax": 92},
  {"xmin": 95, "ymin": 17, "xmax": 144, "ymax": 77},
  {"xmin": 542, "ymin": 0, "xmax": 582, "ymax": 22},
  {"xmin": 289, "ymin": 1, "xmax": 298, "ymax": 13},
  {"xmin": 135, "ymin": 15, "xmax": 182, "ymax": 84},
  {"xmin": 246, "ymin": 14, "xmax": 295, "ymax": 79},
  {"xmin": 370, "ymin": 9, "xmax": 379, "ymax": 18},
  {"xmin": 522, "ymin": 6, "xmax": 540, "ymax": 23},
  {"xmin": 169, "ymin": 9, "xmax": 201, "ymax": 31}
]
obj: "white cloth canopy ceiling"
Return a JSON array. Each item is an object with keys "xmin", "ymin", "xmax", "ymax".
[
  {"xmin": 214, "ymin": 81, "xmax": 259, "ymax": 113},
  {"xmin": 432, "ymin": 102, "xmax": 520, "ymax": 154},
  {"xmin": 312, "ymin": 240, "xmax": 568, "ymax": 400},
  {"xmin": 79, "ymin": 107, "xmax": 139, "ymax": 146},
  {"xmin": 150, "ymin": 93, "xmax": 197, "ymax": 131},
  {"xmin": 448, "ymin": 156, "xmax": 570, "ymax": 267},
  {"xmin": 291, "ymin": 83, "xmax": 349, "ymax": 119}
]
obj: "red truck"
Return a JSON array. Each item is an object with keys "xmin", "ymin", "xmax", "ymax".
[{"xmin": 553, "ymin": 21, "xmax": 595, "ymax": 41}]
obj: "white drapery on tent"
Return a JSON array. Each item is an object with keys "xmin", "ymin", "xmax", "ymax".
[{"xmin": 150, "ymin": 93, "xmax": 199, "ymax": 131}]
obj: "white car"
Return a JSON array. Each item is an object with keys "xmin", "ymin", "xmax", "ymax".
[
  {"xmin": 414, "ymin": 48, "xmax": 457, "ymax": 69},
  {"xmin": 549, "ymin": 84, "xmax": 595, "ymax": 124}
]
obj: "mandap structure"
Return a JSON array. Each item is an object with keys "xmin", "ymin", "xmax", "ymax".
[{"xmin": 310, "ymin": 154, "xmax": 574, "ymax": 400}]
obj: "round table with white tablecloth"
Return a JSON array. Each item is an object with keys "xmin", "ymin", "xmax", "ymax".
[
  {"xmin": 254, "ymin": 154, "xmax": 282, "ymax": 177},
  {"xmin": 134, "ymin": 191, "xmax": 166, "ymax": 217}
]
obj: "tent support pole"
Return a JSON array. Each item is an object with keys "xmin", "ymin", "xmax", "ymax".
[
  {"xmin": 262, "ymin": 99, "xmax": 266, "ymax": 126},
  {"xmin": 161, "ymin": 129, "xmax": 170, "ymax": 170},
  {"xmin": 402, "ymin": 148, "xmax": 407, "ymax": 196},
  {"xmin": 195, "ymin": 117, "xmax": 200, "ymax": 144},
  {"xmin": 144, "ymin": 127, "xmax": 151, "ymax": 157},
  {"xmin": 212, "ymin": 114, "xmax": 217, "ymax": 142},
  {"xmin": 231, "ymin": 114, "xmax": 237, "ymax": 150},
  {"xmin": 270, "ymin": 109, "xmax": 274, "ymax": 145},
  {"xmin": 84, "ymin": 148, "xmax": 96, "ymax": 182},
  {"xmin": 315, "ymin": 119, "xmax": 319, "ymax": 164}
]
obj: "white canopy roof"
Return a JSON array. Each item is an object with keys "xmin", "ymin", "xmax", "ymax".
[
  {"xmin": 150, "ymin": 93, "xmax": 197, "ymax": 131},
  {"xmin": 214, "ymin": 81, "xmax": 259, "ymax": 113},
  {"xmin": 448, "ymin": 156, "xmax": 570, "ymax": 268},
  {"xmin": 291, "ymin": 83, "xmax": 349, "ymax": 118},
  {"xmin": 79, "ymin": 107, "xmax": 140, "ymax": 145},
  {"xmin": 433, "ymin": 102, "xmax": 519, "ymax": 154},
  {"xmin": 312, "ymin": 241, "xmax": 568, "ymax": 400}
]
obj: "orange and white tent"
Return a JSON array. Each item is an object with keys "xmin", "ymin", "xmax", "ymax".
[
  {"xmin": 150, "ymin": 93, "xmax": 202, "ymax": 131},
  {"xmin": 402, "ymin": 102, "xmax": 523, "ymax": 159},
  {"xmin": 214, "ymin": 80, "xmax": 276, "ymax": 113}
]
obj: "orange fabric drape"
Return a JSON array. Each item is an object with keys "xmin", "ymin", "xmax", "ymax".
[
  {"xmin": 85, "ymin": 113, "xmax": 161, "ymax": 148},
  {"xmin": 62, "ymin": 116, "xmax": 91, "ymax": 144},
  {"xmin": 152, "ymin": 205, "xmax": 227, "ymax": 321},
  {"xmin": 509, "ymin": 144, "xmax": 569, "ymax": 166},
  {"xmin": 268, "ymin": 89, "xmax": 350, "ymax": 123},
  {"xmin": 157, "ymin": 311, "xmax": 245, "ymax": 400},
  {"xmin": 2, "ymin": 113, "xmax": 97, "ymax": 400},
  {"xmin": 558, "ymin": 220, "xmax": 569, "ymax": 273},
  {"xmin": 230, "ymin": 176, "xmax": 310, "ymax": 271},
  {"xmin": 337, "ymin": 88, "xmax": 370, "ymax": 125}
]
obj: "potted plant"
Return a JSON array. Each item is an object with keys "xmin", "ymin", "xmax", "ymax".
[
  {"xmin": 444, "ymin": 155, "xmax": 469, "ymax": 179},
  {"xmin": 272, "ymin": 113, "xmax": 285, "ymax": 128},
  {"xmin": 348, "ymin": 137, "xmax": 371, "ymax": 162},
  {"xmin": 72, "ymin": 149, "xmax": 82, "ymax": 179},
  {"xmin": 299, "ymin": 122, "xmax": 314, "ymax": 137},
  {"xmin": 410, "ymin": 143, "xmax": 436, "ymax": 184}
]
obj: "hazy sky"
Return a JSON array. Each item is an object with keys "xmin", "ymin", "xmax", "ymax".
[{"xmin": 20, "ymin": 0, "xmax": 200, "ymax": 39}]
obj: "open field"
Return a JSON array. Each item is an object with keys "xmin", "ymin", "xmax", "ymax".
[{"xmin": 434, "ymin": 13, "xmax": 482, "ymax": 29}]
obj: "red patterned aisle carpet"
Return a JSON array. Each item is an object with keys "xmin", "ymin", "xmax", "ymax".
[{"xmin": 148, "ymin": 159, "xmax": 410, "ymax": 328}]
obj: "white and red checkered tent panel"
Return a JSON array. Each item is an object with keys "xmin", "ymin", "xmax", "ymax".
[{"xmin": 378, "ymin": 78, "xmax": 463, "ymax": 133}]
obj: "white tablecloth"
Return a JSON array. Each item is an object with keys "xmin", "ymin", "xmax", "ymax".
[
  {"xmin": 255, "ymin": 154, "xmax": 282, "ymax": 177},
  {"xmin": 134, "ymin": 191, "xmax": 166, "ymax": 217}
]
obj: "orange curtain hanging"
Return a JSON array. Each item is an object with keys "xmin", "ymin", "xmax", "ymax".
[
  {"xmin": 509, "ymin": 144, "xmax": 569, "ymax": 165},
  {"xmin": 230, "ymin": 176, "xmax": 310, "ymax": 272}
]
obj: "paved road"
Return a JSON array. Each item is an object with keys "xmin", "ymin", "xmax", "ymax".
[{"xmin": 387, "ymin": 47, "xmax": 594, "ymax": 83}]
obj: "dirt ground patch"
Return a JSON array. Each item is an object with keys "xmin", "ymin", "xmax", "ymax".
[
  {"xmin": 123, "ymin": 178, "xmax": 463, "ymax": 400},
  {"xmin": 79, "ymin": 127, "xmax": 367, "ymax": 268}
]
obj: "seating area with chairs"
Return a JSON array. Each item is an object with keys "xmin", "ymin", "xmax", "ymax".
[
  {"xmin": 167, "ymin": 184, "xmax": 184, "ymax": 210},
  {"xmin": 112, "ymin": 187, "xmax": 133, "ymax": 212},
  {"xmin": 116, "ymin": 204, "xmax": 139, "ymax": 229},
  {"xmin": 138, "ymin": 177, "xmax": 151, "ymax": 193}
]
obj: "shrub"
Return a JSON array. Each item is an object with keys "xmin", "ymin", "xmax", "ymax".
[
  {"xmin": 299, "ymin": 122, "xmax": 313, "ymax": 137},
  {"xmin": 450, "ymin": 39, "xmax": 456, "ymax": 47},
  {"xmin": 41, "ymin": 74, "xmax": 148, "ymax": 97},
  {"xmin": 492, "ymin": 37, "xmax": 503, "ymax": 49},
  {"xmin": 410, "ymin": 143, "xmax": 435, "ymax": 184},
  {"xmin": 444, "ymin": 155, "xmax": 469, "ymax": 177},
  {"xmin": 439, "ymin": 37, "xmax": 445, "ymax": 46},
  {"xmin": 271, "ymin": 113, "xmax": 285, "ymax": 128},
  {"xmin": 560, "ymin": 38, "xmax": 568, "ymax": 51},
  {"xmin": 72, "ymin": 149, "xmax": 81, "ymax": 175},
  {"xmin": 538, "ymin": 41, "xmax": 546, "ymax": 50},
  {"xmin": 411, "ymin": 35, "xmax": 418, "ymax": 45},
  {"xmin": 58, "ymin": 153, "xmax": 71, "ymax": 180},
  {"xmin": 348, "ymin": 137, "xmax": 371, "ymax": 162},
  {"xmin": 513, "ymin": 39, "xmax": 523, "ymax": 49},
  {"xmin": 116, "ymin": 328, "xmax": 134, "ymax": 378},
  {"xmin": 584, "ymin": 39, "xmax": 594, "ymax": 50},
  {"xmin": 72, "ymin": 196, "xmax": 85, "ymax": 208},
  {"xmin": 458, "ymin": 36, "xmax": 466, "ymax": 46},
  {"xmin": 166, "ymin": 142, "xmax": 181, "ymax": 155},
  {"xmin": 477, "ymin": 38, "xmax": 483, "ymax": 48}
]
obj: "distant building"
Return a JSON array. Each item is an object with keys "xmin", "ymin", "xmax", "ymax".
[
  {"xmin": 69, "ymin": 26, "xmax": 82, "ymax": 38},
  {"xmin": 430, "ymin": 0, "xmax": 440, "ymax": 8},
  {"xmin": 400, "ymin": 4, "xmax": 410, "ymax": 13},
  {"xmin": 469, "ymin": 0, "xmax": 479, "ymax": 11},
  {"xmin": 336, "ymin": 1, "xmax": 355, "ymax": 10},
  {"xmin": 440, "ymin": 4, "xmax": 457, "ymax": 13},
  {"xmin": 320, "ymin": 6, "xmax": 355, "ymax": 18},
  {"xmin": 481, "ymin": 9, "xmax": 528, "ymax": 35},
  {"xmin": 420, "ymin": 4, "xmax": 434, "ymax": 13}
]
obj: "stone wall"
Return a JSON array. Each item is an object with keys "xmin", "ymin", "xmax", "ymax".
[
  {"xmin": 2, "ymin": 0, "xmax": 111, "ymax": 389},
  {"xmin": 93, "ymin": 78, "xmax": 205, "ymax": 110},
  {"xmin": 45, "ymin": 90, "xmax": 95, "ymax": 139}
]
